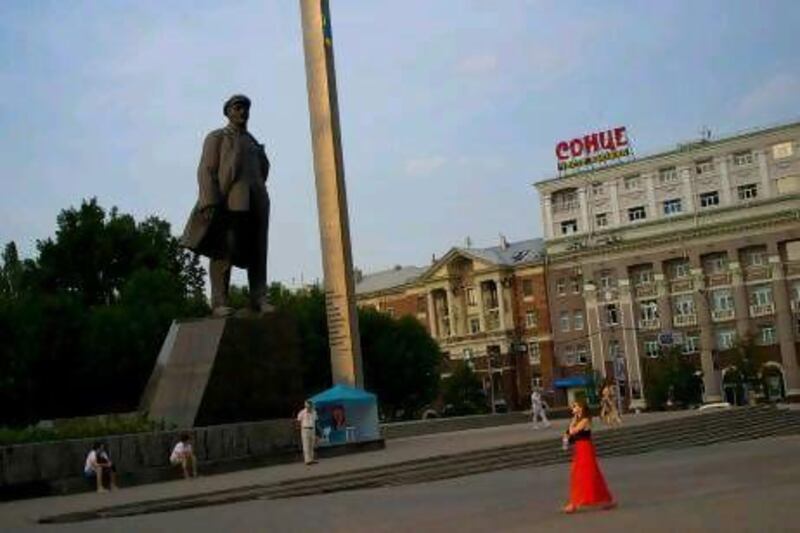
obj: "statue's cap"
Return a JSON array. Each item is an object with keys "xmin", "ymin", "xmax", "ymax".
[{"xmin": 223, "ymin": 94, "xmax": 251, "ymax": 116}]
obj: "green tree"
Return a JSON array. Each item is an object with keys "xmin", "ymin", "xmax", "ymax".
[
  {"xmin": 441, "ymin": 361, "xmax": 488, "ymax": 416},
  {"xmin": 359, "ymin": 308, "xmax": 442, "ymax": 419},
  {"xmin": 0, "ymin": 199, "xmax": 208, "ymax": 426},
  {"xmin": 643, "ymin": 346, "xmax": 703, "ymax": 410}
]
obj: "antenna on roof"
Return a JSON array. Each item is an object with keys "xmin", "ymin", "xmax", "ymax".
[
  {"xmin": 465, "ymin": 236, "xmax": 472, "ymax": 248},
  {"xmin": 499, "ymin": 233, "xmax": 509, "ymax": 250},
  {"xmin": 700, "ymin": 125, "xmax": 712, "ymax": 141}
]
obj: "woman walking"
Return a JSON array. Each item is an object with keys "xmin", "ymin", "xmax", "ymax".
[
  {"xmin": 562, "ymin": 398, "xmax": 616, "ymax": 513},
  {"xmin": 600, "ymin": 383, "xmax": 622, "ymax": 427}
]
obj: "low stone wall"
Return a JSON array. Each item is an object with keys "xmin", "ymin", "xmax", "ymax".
[
  {"xmin": 1, "ymin": 409, "xmax": 568, "ymax": 500},
  {"xmin": 0, "ymin": 418, "xmax": 299, "ymax": 500}
]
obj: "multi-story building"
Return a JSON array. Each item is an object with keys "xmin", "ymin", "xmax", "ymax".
[
  {"xmin": 536, "ymin": 121, "xmax": 800, "ymax": 408},
  {"xmin": 355, "ymin": 238, "xmax": 554, "ymax": 410}
]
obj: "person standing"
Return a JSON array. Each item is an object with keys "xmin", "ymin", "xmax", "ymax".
[
  {"xmin": 562, "ymin": 398, "xmax": 616, "ymax": 514},
  {"xmin": 170, "ymin": 433, "xmax": 198, "ymax": 479},
  {"xmin": 530, "ymin": 389, "xmax": 550, "ymax": 429},
  {"xmin": 297, "ymin": 400, "xmax": 318, "ymax": 465},
  {"xmin": 601, "ymin": 383, "xmax": 622, "ymax": 427}
]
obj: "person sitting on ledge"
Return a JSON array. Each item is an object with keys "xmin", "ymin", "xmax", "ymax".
[
  {"xmin": 170, "ymin": 433, "xmax": 198, "ymax": 479},
  {"xmin": 84, "ymin": 441, "xmax": 118, "ymax": 492}
]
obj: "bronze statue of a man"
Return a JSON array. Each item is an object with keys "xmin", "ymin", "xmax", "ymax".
[{"xmin": 181, "ymin": 94, "xmax": 272, "ymax": 316}]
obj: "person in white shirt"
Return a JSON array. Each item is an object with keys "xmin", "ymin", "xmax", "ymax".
[
  {"xmin": 170, "ymin": 433, "xmax": 198, "ymax": 479},
  {"xmin": 296, "ymin": 400, "xmax": 318, "ymax": 465},
  {"xmin": 531, "ymin": 389, "xmax": 550, "ymax": 429},
  {"xmin": 84, "ymin": 442, "xmax": 118, "ymax": 492}
]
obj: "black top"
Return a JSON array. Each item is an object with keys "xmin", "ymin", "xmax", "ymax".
[{"xmin": 568, "ymin": 428, "xmax": 592, "ymax": 443}]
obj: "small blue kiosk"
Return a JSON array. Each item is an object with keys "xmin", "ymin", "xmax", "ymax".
[{"xmin": 310, "ymin": 384, "xmax": 380, "ymax": 446}]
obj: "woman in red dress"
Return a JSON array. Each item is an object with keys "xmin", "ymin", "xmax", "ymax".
[{"xmin": 562, "ymin": 398, "xmax": 616, "ymax": 513}]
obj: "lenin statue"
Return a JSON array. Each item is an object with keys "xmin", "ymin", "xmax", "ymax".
[{"xmin": 180, "ymin": 95, "xmax": 272, "ymax": 316}]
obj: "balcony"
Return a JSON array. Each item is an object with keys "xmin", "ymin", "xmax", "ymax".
[
  {"xmin": 635, "ymin": 284, "xmax": 658, "ymax": 298},
  {"xmin": 673, "ymin": 314, "xmax": 698, "ymax": 327},
  {"xmin": 750, "ymin": 302, "xmax": 775, "ymax": 318},
  {"xmin": 706, "ymin": 272, "xmax": 732, "ymax": 288},
  {"xmin": 552, "ymin": 200, "xmax": 579, "ymax": 213},
  {"xmin": 711, "ymin": 308, "xmax": 735, "ymax": 322},
  {"xmin": 638, "ymin": 318, "xmax": 661, "ymax": 330},
  {"xmin": 670, "ymin": 279, "xmax": 694, "ymax": 293},
  {"xmin": 744, "ymin": 266, "xmax": 771, "ymax": 282},
  {"xmin": 786, "ymin": 262, "xmax": 800, "ymax": 277}
]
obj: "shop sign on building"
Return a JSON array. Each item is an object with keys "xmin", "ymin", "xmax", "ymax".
[{"xmin": 556, "ymin": 126, "xmax": 632, "ymax": 173}]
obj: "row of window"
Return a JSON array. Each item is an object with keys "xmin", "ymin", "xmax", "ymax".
[
  {"xmin": 560, "ymin": 184, "xmax": 762, "ymax": 235},
  {"xmin": 559, "ymin": 310, "xmax": 585, "ymax": 332}
]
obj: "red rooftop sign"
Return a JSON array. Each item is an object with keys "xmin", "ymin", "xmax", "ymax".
[{"xmin": 556, "ymin": 126, "xmax": 632, "ymax": 173}]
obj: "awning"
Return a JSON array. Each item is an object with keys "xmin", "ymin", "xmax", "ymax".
[
  {"xmin": 309, "ymin": 384, "xmax": 377, "ymax": 406},
  {"xmin": 554, "ymin": 375, "xmax": 593, "ymax": 388}
]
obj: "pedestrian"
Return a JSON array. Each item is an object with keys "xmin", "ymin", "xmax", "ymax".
[
  {"xmin": 562, "ymin": 398, "xmax": 616, "ymax": 514},
  {"xmin": 530, "ymin": 389, "xmax": 550, "ymax": 429},
  {"xmin": 296, "ymin": 400, "xmax": 318, "ymax": 465},
  {"xmin": 600, "ymin": 382, "xmax": 622, "ymax": 427},
  {"xmin": 170, "ymin": 433, "xmax": 198, "ymax": 479},
  {"xmin": 83, "ymin": 441, "xmax": 118, "ymax": 492}
]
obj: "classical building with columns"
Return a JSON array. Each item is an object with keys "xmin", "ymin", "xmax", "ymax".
[
  {"xmin": 355, "ymin": 238, "xmax": 554, "ymax": 410},
  {"xmin": 535, "ymin": 121, "xmax": 800, "ymax": 408}
]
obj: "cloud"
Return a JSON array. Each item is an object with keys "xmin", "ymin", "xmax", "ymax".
[
  {"xmin": 405, "ymin": 156, "xmax": 447, "ymax": 176},
  {"xmin": 736, "ymin": 73, "xmax": 800, "ymax": 118},
  {"xmin": 456, "ymin": 53, "xmax": 498, "ymax": 75}
]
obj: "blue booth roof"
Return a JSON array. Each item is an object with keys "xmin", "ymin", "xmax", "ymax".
[
  {"xmin": 310, "ymin": 384, "xmax": 376, "ymax": 405},
  {"xmin": 554, "ymin": 375, "xmax": 593, "ymax": 388}
]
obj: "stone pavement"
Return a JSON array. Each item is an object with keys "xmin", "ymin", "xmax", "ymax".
[{"xmin": 0, "ymin": 409, "xmax": 699, "ymax": 529}]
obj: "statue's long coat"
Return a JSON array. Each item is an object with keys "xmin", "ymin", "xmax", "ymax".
[{"xmin": 180, "ymin": 126, "xmax": 270, "ymax": 267}]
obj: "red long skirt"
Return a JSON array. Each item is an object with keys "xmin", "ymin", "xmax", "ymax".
[{"xmin": 569, "ymin": 439, "xmax": 614, "ymax": 507}]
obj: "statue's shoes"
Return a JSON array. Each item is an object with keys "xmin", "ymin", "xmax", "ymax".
[{"xmin": 211, "ymin": 306, "xmax": 235, "ymax": 317}]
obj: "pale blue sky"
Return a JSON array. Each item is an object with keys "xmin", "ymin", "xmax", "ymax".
[{"xmin": 1, "ymin": 1, "xmax": 799, "ymax": 286}]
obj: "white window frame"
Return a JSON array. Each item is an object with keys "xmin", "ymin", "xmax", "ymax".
[
  {"xmin": 663, "ymin": 198, "xmax": 683, "ymax": 216},
  {"xmin": 525, "ymin": 310, "xmax": 537, "ymax": 328},
  {"xmin": 469, "ymin": 317, "xmax": 481, "ymax": 334},
  {"xmin": 466, "ymin": 287, "xmax": 477, "ymax": 306},
  {"xmin": 608, "ymin": 340, "xmax": 621, "ymax": 359},
  {"xmin": 744, "ymin": 248, "xmax": 767, "ymax": 267},
  {"xmin": 571, "ymin": 277, "xmax": 582, "ymax": 294},
  {"xmin": 561, "ymin": 219, "xmax": 579, "ymax": 235},
  {"xmin": 645, "ymin": 340, "xmax": 661, "ymax": 358},
  {"xmin": 529, "ymin": 342, "xmax": 541, "ymax": 364},
  {"xmin": 659, "ymin": 167, "xmax": 678, "ymax": 184},
  {"xmin": 700, "ymin": 191, "xmax": 720, "ymax": 208},
  {"xmin": 716, "ymin": 329, "xmax": 736, "ymax": 350},
  {"xmin": 628, "ymin": 206, "xmax": 647, "ymax": 222},
  {"xmin": 573, "ymin": 310, "xmax": 584, "ymax": 331},
  {"xmin": 712, "ymin": 289, "xmax": 735, "ymax": 311},
  {"xmin": 595, "ymin": 213, "xmax": 608, "ymax": 228},
  {"xmin": 640, "ymin": 300, "xmax": 659, "ymax": 321},
  {"xmin": 758, "ymin": 325, "xmax": 776, "ymax": 346},
  {"xmin": 682, "ymin": 335, "xmax": 700, "ymax": 354},
  {"xmin": 575, "ymin": 345, "xmax": 589, "ymax": 364},
  {"xmin": 556, "ymin": 278, "xmax": 566, "ymax": 296},
  {"xmin": 733, "ymin": 151, "xmax": 754, "ymax": 166},
  {"xmin": 695, "ymin": 159, "xmax": 714, "ymax": 175},
  {"xmin": 738, "ymin": 183, "xmax": 758, "ymax": 201},
  {"xmin": 591, "ymin": 182, "xmax": 605, "ymax": 196},
  {"xmin": 606, "ymin": 304, "xmax": 620, "ymax": 326},
  {"xmin": 624, "ymin": 175, "xmax": 641, "ymax": 190},
  {"xmin": 750, "ymin": 285, "xmax": 773, "ymax": 307},
  {"xmin": 560, "ymin": 311, "xmax": 571, "ymax": 332},
  {"xmin": 521, "ymin": 278, "xmax": 534, "ymax": 297},
  {"xmin": 673, "ymin": 295, "xmax": 695, "ymax": 316},
  {"xmin": 672, "ymin": 260, "xmax": 691, "ymax": 279}
]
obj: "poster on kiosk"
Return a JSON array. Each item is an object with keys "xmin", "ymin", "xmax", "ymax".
[{"xmin": 309, "ymin": 384, "xmax": 380, "ymax": 446}]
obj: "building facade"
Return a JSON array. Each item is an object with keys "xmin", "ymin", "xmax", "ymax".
[
  {"xmin": 536, "ymin": 121, "xmax": 800, "ymax": 408},
  {"xmin": 355, "ymin": 239, "xmax": 555, "ymax": 410}
]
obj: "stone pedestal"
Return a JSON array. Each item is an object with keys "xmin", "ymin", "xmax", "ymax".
[{"xmin": 140, "ymin": 313, "xmax": 304, "ymax": 428}]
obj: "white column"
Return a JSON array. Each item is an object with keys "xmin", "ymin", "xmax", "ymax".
[
  {"xmin": 542, "ymin": 195, "xmax": 554, "ymax": 240},
  {"xmin": 476, "ymin": 280, "xmax": 487, "ymax": 332},
  {"xmin": 682, "ymin": 170, "xmax": 695, "ymax": 213},
  {"xmin": 758, "ymin": 150, "xmax": 772, "ymax": 198},
  {"xmin": 578, "ymin": 188, "xmax": 589, "ymax": 233},
  {"xmin": 608, "ymin": 181, "xmax": 621, "ymax": 226},
  {"xmin": 645, "ymin": 173, "xmax": 657, "ymax": 219},
  {"xmin": 496, "ymin": 277, "xmax": 507, "ymax": 331},
  {"xmin": 718, "ymin": 156, "xmax": 732, "ymax": 205},
  {"xmin": 426, "ymin": 291, "xmax": 437, "ymax": 338},
  {"xmin": 446, "ymin": 288, "xmax": 457, "ymax": 337}
]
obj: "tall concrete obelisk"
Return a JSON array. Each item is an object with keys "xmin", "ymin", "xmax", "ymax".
[{"xmin": 299, "ymin": 0, "xmax": 364, "ymax": 388}]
